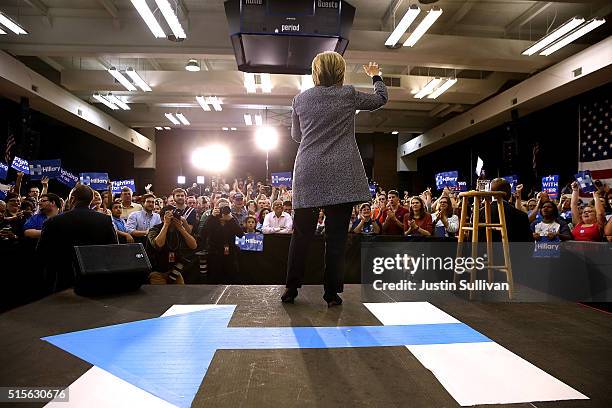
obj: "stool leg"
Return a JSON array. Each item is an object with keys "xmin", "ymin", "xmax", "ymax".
[
  {"xmin": 497, "ymin": 200, "xmax": 514, "ymax": 300},
  {"xmin": 470, "ymin": 196, "xmax": 481, "ymax": 300},
  {"xmin": 484, "ymin": 199, "xmax": 493, "ymax": 284},
  {"xmin": 454, "ymin": 196, "xmax": 469, "ymax": 285}
]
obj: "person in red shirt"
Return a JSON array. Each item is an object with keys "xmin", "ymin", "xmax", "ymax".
[
  {"xmin": 404, "ymin": 195, "xmax": 433, "ymax": 236},
  {"xmin": 380, "ymin": 190, "xmax": 408, "ymax": 235},
  {"xmin": 570, "ymin": 181, "xmax": 605, "ymax": 241}
]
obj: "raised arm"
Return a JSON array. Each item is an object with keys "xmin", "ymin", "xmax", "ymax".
[
  {"xmin": 571, "ymin": 181, "xmax": 581, "ymax": 226},
  {"xmin": 355, "ymin": 62, "xmax": 388, "ymax": 111}
]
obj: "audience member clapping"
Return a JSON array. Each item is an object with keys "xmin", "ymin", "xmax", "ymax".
[
  {"xmin": 404, "ymin": 196, "xmax": 433, "ymax": 237},
  {"xmin": 432, "ymin": 195, "xmax": 458, "ymax": 237},
  {"xmin": 531, "ymin": 201, "xmax": 572, "ymax": 242},
  {"xmin": 570, "ymin": 181, "xmax": 605, "ymax": 241},
  {"xmin": 350, "ymin": 203, "xmax": 380, "ymax": 234},
  {"xmin": 262, "ymin": 200, "xmax": 293, "ymax": 234}
]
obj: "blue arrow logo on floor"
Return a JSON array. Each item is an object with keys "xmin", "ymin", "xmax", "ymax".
[{"xmin": 42, "ymin": 305, "xmax": 491, "ymax": 408}]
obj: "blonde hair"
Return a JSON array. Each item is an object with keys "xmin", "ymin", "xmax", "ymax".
[{"xmin": 311, "ymin": 51, "xmax": 345, "ymax": 87}]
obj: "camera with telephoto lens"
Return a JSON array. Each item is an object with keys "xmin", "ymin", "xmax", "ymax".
[
  {"xmin": 172, "ymin": 207, "xmax": 184, "ymax": 219},
  {"xmin": 220, "ymin": 206, "xmax": 231, "ymax": 215}
]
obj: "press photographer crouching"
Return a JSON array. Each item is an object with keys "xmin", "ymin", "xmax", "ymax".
[
  {"xmin": 147, "ymin": 205, "xmax": 198, "ymax": 284},
  {"xmin": 199, "ymin": 198, "xmax": 243, "ymax": 283}
]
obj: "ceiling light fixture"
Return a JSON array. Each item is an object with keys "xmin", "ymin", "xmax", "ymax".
[
  {"xmin": 130, "ymin": 0, "xmax": 166, "ymax": 38},
  {"xmin": 254, "ymin": 114, "xmax": 263, "ymax": 126},
  {"xmin": 403, "ymin": 7, "xmax": 442, "ymax": 47},
  {"xmin": 0, "ymin": 27, "xmax": 6, "ymax": 35},
  {"xmin": 244, "ymin": 114, "xmax": 253, "ymax": 126},
  {"xmin": 176, "ymin": 113, "xmax": 190, "ymax": 125},
  {"xmin": 108, "ymin": 67, "xmax": 137, "ymax": 91},
  {"xmin": 414, "ymin": 77, "xmax": 443, "ymax": 99},
  {"xmin": 164, "ymin": 126, "xmax": 171, "ymax": 130},
  {"xmin": 427, "ymin": 78, "xmax": 457, "ymax": 99},
  {"xmin": 244, "ymin": 73, "xmax": 257, "ymax": 93},
  {"xmin": 126, "ymin": 68, "xmax": 152, "ymax": 91},
  {"xmin": 196, "ymin": 96, "xmax": 211, "ymax": 111},
  {"xmin": 392, "ymin": 131, "xmax": 399, "ymax": 135},
  {"xmin": 522, "ymin": 16, "xmax": 585, "ymax": 56},
  {"xmin": 260, "ymin": 73, "xmax": 272, "ymax": 93},
  {"xmin": 155, "ymin": 126, "xmax": 163, "ymax": 130},
  {"xmin": 155, "ymin": 0, "xmax": 186, "ymax": 39},
  {"xmin": 0, "ymin": 12, "xmax": 27, "ymax": 34},
  {"xmin": 539, "ymin": 18, "xmax": 606, "ymax": 56},
  {"xmin": 231, "ymin": 127, "xmax": 237, "ymax": 131},
  {"xmin": 93, "ymin": 93, "xmax": 119, "ymax": 110},
  {"xmin": 185, "ymin": 59, "xmax": 201, "ymax": 72},
  {"xmin": 385, "ymin": 5, "xmax": 420, "ymax": 47},
  {"xmin": 105, "ymin": 93, "xmax": 130, "ymax": 110},
  {"xmin": 165, "ymin": 113, "xmax": 180, "ymax": 125},
  {"xmin": 222, "ymin": 127, "xmax": 229, "ymax": 131},
  {"xmin": 208, "ymin": 96, "xmax": 223, "ymax": 111}
]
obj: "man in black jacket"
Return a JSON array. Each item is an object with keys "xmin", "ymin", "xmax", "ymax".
[
  {"xmin": 480, "ymin": 178, "xmax": 532, "ymax": 242},
  {"xmin": 37, "ymin": 184, "xmax": 118, "ymax": 292}
]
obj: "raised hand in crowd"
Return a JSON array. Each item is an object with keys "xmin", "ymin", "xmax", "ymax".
[{"xmin": 40, "ymin": 176, "xmax": 49, "ymax": 195}]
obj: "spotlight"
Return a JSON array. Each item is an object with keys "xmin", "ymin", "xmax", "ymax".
[
  {"xmin": 185, "ymin": 59, "xmax": 201, "ymax": 72},
  {"xmin": 177, "ymin": 176, "xmax": 186, "ymax": 184},
  {"xmin": 191, "ymin": 145, "xmax": 231, "ymax": 172},
  {"xmin": 196, "ymin": 176, "xmax": 205, "ymax": 184},
  {"xmin": 255, "ymin": 126, "xmax": 279, "ymax": 151}
]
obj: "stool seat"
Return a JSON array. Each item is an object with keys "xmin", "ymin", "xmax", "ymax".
[{"xmin": 458, "ymin": 190, "xmax": 506, "ymax": 198}]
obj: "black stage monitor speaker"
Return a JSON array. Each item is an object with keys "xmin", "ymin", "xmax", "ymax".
[
  {"xmin": 224, "ymin": 0, "xmax": 355, "ymax": 74},
  {"xmin": 73, "ymin": 244, "xmax": 151, "ymax": 295}
]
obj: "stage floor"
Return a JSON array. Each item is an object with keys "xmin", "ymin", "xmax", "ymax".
[{"xmin": 0, "ymin": 285, "xmax": 610, "ymax": 408}]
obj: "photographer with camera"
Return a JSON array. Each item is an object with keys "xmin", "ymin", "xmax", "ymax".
[
  {"xmin": 147, "ymin": 205, "xmax": 198, "ymax": 284},
  {"xmin": 172, "ymin": 188, "xmax": 198, "ymax": 233},
  {"xmin": 199, "ymin": 198, "xmax": 243, "ymax": 283}
]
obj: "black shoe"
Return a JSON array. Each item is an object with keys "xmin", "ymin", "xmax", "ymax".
[
  {"xmin": 281, "ymin": 288, "xmax": 298, "ymax": 303},
  {"xmin": 324, "ymin": 293, "xmax": 342, "ymax": 307}
]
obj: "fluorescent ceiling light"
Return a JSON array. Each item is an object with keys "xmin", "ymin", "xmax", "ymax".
[
  {"xmin": 385, "ymin": 5, "xmax": 420, "ymax": 46},
  {"xmin": 155, "ymin": 126, "xmax": 163, "ymax": 130},
  {"xmin": 93, "ymin": 93, "xmax": 118, "ymax": 110},
  {"xmin": 301, "ymin": 75, "xmax": 315, "ymax": 92},
  {"xmin": 185, "ymin": 59, "xmax": 200, "ymax": 72},
  {"xmin": 254, "ymin": 114, "xmax": 263, "ymax": 126},
  {"xmin": 0, "ymin": 27, "xmax": 5, "ymax": 35},
  {"xmin": 244, "ymin": 114, "xmax": 253, "ymax": 126},
  {"xmin": 176, "ymin": 113, "xmax": 190, "ymax": 125},
  {"xmin": 164, "ymin": 126, "xmax": 171, "ymax": 130},
  {"xmin": 130, "ymin": 0, "xmax": 166, "ymax": 38},
  {"xmin": 177, "ymin": 176, "xmax": 186, "ymax": 184},
  {"xmin": 0, "ymin": 12, "xmax": 28, "ymax": 35},
  {"xmin": 260, "ymin": 73, "xmax": 272, "ymax": 93},
  {"xmin": 403, "ymin": 7, "xmax": 442, "ymax": 47},
  {"xmin": 231, "ymin": 127, "xmax": 237, "ymax": 131},
  {"xmin": 105, "ymin": 93, "xmax": 130, "ymax": 110},
  {"xmin": 414, "ymin": 78, "xmax": 443, "ymax": 99},
  {"xmin": 392, "ymin": 131, "xmax": 399, "ymax": 135},
  {"xmin": 244, "ymin": 73, "xmax": 256, "ymax": 93},
  {"xmin": 222, "ymin": 127, "xmax": 229, "ymax": 131},
  {"xmin": 208, "ymin": 96, "xmax": 223, "ymax": 111},
  {"xmin": 196, "ymin": 96, "xmax": 211, "ymax": 111},
  {"xmin": 522, "ymin": 16, "xmax": 585, "ymax": 56},
  {"xmin": 427, "ymin": 78, "xmax": 458, "ymax": 99},
  {"xmin": 540, "ymin": 18, "xmax": 606, "ymax": 56},
  {"xmin": 108, "ymin": 67, "xmax": 137, "ymax": 91},
  {"xmin": 126, "ymin": 68, "xmax": 152, "ymax": 91},
  {"xmin": 165, "ymin": 113, "xmax": 180, "ymax": 125},
  {"xmin": 155, "ymin": 0, "xmax": 186, "ymax": 39}
]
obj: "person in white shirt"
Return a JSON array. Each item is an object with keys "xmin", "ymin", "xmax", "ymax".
[{"xmin": 262, "ymin": 200, "xmax": 293, "ymax": 234}]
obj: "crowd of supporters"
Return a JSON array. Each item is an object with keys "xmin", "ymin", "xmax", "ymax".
[{"xmin": 1, "ymin": 171, "xmax": 611, "ymax": 295}]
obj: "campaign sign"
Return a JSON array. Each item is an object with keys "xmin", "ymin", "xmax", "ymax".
[
  {"xmin": 502, "ymin": 175, "xmax": 519, "ymax": 193},
  {"xmin": 533, "ymin": 240, "xmax": 561, "ymax": 258},
  {"xmin": 58, "ymin": 168, "xmax": 79, "ymax": 188},
  {"xmin": 575, "ymin": 171, "xmax": 595, "ymax": 193},
  {"xmin": 271, "ymin": 172, "xmax": 292, "ymax": 187},
  {"xmin": 0, "ymin": 183, "xmax": 10, "ymax": 200},
  {"xmin": 448, "ymin": 181, "xmax": 467, "ymax": 192},
  {"xmin": 0, "ymin": 162, "xmax": 8, "ymax": 180},
  {"xmin": 435, "ymin": 171, "xmax": 458, "ymax": 190},
  {"xmin": 10, "ymin": 156, "xmax": 30, "ymax": 174},
  {"xmin": 541, "ymin": 175, "xmax": 559, "ymax": 199},
  {"xmin": 235, "ymin": 233, "xmax": 264, "ymax": 252},
  {"xmin": 369, "ymin": 183, "xmax": 377, "ymax": 197},
  {"xmin": 29, "ymin": 159, "xmax": 62, "ymax": 180},
  {"xmin": 80, "ymin": 172, "xmax": 109, "ymax": 190},
  {"xmin": 112, "ymin": 179, "xmax": 136, "ymax": 194}
]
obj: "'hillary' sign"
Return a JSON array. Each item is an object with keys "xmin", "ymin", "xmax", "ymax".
[
  {"xmin": 29, "ymin": 159, "xmax": 62, "ymax": 180},
  {"xmin": 575, "ymin": 171, "xmax": 595, "ymax": 193},
  {"xmin": 11, "ymin": 156, "xmax": 29, "ymax": 174},
  {"xmin": 0, "ymin": 162, "xmax": 8, "ymax": 180},
  {"xmin": 58, "ymin": 169, "xmax": 79, "ymax": 188},
  {"xmin": 112, "ymin": 179, "xmax": 136, "ymax": 194},
  {"xmin": 235, "ymin": 233, "xmax": 264, "ymax": 252},
  {"xmin": 435, "ymin": 171, "xmax": 458, "ymax": 190},
  {"xmin": 80, "ymin": 173, "xmax": 109, "ymax": 190},
  {"xmin": 271, "ymin": 172, "xmax": 292, "ymax": 187},
  {"xmin": 502, "ymin": 175, "xmax": 519, "ymax": 193},
  {"xmin": 541, "ymin": 175, "xmax": 559, "ymax": 199}
]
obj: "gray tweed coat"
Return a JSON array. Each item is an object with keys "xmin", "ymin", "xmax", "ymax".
[{"xmin": 291, "ymin": 78, "xmax": 388, "ymax": 209}]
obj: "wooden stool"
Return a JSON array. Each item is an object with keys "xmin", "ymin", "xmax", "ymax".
[{"xmin": 455, "ymin": 190, "xmax": 514, "ymax": 299}]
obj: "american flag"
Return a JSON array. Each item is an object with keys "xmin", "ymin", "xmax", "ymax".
[
  {"xmin": 579, "ymin": 97, "xmax": 612, "ymax": 188},
  {"xmin": 4, "ymin": 132, "xmax": 16, "ymax": 164}
]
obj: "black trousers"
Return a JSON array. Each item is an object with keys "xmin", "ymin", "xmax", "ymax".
[{"xmin": 286, "ymin": 203, "xmax": 353, "ymax": 295}]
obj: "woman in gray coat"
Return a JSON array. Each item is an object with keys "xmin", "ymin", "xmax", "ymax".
[{"xmin": 282, "ymin": 51, "xmax": 388, "ymax": 306}]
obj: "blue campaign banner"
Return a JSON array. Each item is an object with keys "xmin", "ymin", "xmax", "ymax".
[
  {"xmin": 28, "ymin": 159, "xmax": 62, "ymax": 180},
  {"xmin": 10, "ymin": 156, "xmax": 30, "ymax": 174},
  {"xmin": 541, "ymin": 175, "xmax": 559, "ymax": 199},
  {"xmin": 502, "ymin": 175, "xmax": 519, "ymax": 193},
  {"xmin": 271, "ymin": 172, "xmax": 292, "ymax": 187},
  {"xmin": 533, "ymin": 240, "xmax": 561, "ymax": 258},
  {"xmin": 0, "ymin": 162, "xmax": 8, "ymax": 180},
  {"xmin": 369, "ymin": 183, "xmax": 377, "ymax": 197},
  {"xmin": 80, "ymin": 172, "xmax": 109, "ymax": 190},
  {"xmin": 575, "ymin": 171, "xmax": 595, "ymax": 193},
  {"xmin": 435, "ymin": 171, "xmax": 458, "ymax": 190},
  {"xmin": 58, "ymin": 168, "xmax": 79, "ymax": 188},
  {"xmin": 235, "ymin": 233, "xmax": 264, "ymax": 252},
  {"xmin": 448, "ymin": 181, "xmax": 467, "ymax": 192},
  {"xmin": 112, "ymin": 179, "xmax": 136, "ymax": 194}
]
